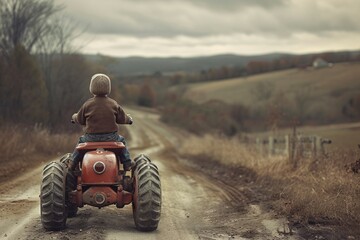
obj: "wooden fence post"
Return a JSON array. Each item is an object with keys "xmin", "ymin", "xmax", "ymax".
[
  {"xmin": 289, "ymin": 127, "xmax": 297, "ymax": 167},
  {"xmin": 320, "ymin": 138, "xmax": 332, "ymax": 156},
  {"xmin": 284, "ymin": 135, "xmax": 289, "ymax": 158},
  {"xmin": 256, "ymin": 138, "xmax": 262, "ymax": 155},
  {"xmin": 268, "ymin": 136, "xmax": 274, "ymax": 157},
  {"xmin": 313, "ymin": 136, "xmax": 319, "ymax": 157},
  {"xmin": 298, "ymin": 134, "xmax": 303, "ymax": 159},
  {"xmin": 316, "ymin": 136, "xmax": 322, "ymax": 157}
]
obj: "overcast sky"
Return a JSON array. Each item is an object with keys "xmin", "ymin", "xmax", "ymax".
[{"xmin": 56, "ymin": 0, "xmax": 360, "ymax": 57}]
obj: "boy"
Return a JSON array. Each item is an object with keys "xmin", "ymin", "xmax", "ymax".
[{"xmin": 69, "ymin": 73, "xmax": 133, "ymax": 171}]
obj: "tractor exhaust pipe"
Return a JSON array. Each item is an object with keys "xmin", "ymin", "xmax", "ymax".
[{"xmin": 94, "ymin": 193, "xmax": 106, "ymax": 205}]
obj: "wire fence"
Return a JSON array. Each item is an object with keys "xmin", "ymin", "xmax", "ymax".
[{"xmin": 255, "ymin": 131, "xmax": 332, "ymax": 167}]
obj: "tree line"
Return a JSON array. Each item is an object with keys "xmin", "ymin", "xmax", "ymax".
[
  {"xmin": 0, "ymin": 0, "xmax": 106, "ymax": 130},
  {"xmin": 164, "ymin": 51, "xmax": 360, "ymax": 84}
]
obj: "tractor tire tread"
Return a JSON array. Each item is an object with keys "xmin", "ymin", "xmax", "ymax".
[
  {"xmin": 133, "ymin": 156, "xmax": 161, "ymax": 232},
  {"xmin": 40, "ymin": 162, "xmax": 67, "ymax": 231}
]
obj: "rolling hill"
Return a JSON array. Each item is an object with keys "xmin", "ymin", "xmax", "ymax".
[{"xmin": 177, "ymin": 62, "xmax": 360, "ymax": 124}]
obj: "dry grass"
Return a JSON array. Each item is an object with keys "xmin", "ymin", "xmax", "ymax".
[
  {"xmin": 181, "ymin": 134, "xmax": 360, "ymax": 225},
  {"xmin": 0, "ymin": 124, "xmax": 78, "ymax": 159},
  {"xmin": 0, "ymin": 124, "xmax": 79, "ymax": 181},
  {"xmin": 273, "ymin": 154, "xmax": 360, "ymax": 224},
  {"xmin": 0, "ymin": 123, "xmax": 131, "ymax": 182},
  {"xmin": 182, "ymin": 134, "xmax": 286, "ymax": 171}
]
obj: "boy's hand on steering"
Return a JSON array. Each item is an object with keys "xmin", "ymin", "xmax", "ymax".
[
  {"xmin": 71, "ymin": 113, "xmax": 77, "ymax": 124},
  {"xmin": 127, "ymin": 114, "xmax": 133, "ymax": 125}
]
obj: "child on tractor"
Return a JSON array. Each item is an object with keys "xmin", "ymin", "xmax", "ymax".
[{"xmin": 69, "ymin": 73, "xmax": 134, "ymax": 171}]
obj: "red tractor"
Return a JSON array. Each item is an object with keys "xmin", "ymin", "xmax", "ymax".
[{"xmin": 40, "ymin": 142, "xmax": 161, "ymax": 231}]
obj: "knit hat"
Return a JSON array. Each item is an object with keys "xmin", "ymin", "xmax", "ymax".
[{"xmin": 89, "ymin": 73, "xmax": 111, "ymax": 96}]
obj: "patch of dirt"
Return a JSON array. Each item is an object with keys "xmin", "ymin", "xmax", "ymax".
[
  {"xmin": 176, "ymin": 153, "xmax": 298, "ymax": 239},
  {"xmin": 182, "ymin": 153, "xmax": 264, "ymax": 206},
  {"xmin": 0, "ymin": 199, "xmax": 37, "ymax": 216},
  {"xmin": 25, "ymin": 208, "xmax": 107, "ymax": 240},
  {"xmin": 0, "ymin": 153, "xmax": 57, "ymax": 183},
  {"xmin": 10, "ymin": 199, "xmax": 37, "ymax": 207}
]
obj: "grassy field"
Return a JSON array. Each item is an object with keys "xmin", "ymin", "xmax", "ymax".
[
  {"xmin": 173, "ymin": 62, "xmax": 360, "ymax": 146},
  {"xmin": 183, "ymin": 62, "xmax": 360, "ymax": 106},
  {"xmin": 179, "ymin": 63, "xmax": 360, "ymax": 125}
]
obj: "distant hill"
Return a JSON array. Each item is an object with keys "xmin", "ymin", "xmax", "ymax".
[
  {"xmin": 84, "ymin": 53, "xmax": 292, "ymax": 76},
  {"xmin": 84, "ymin": 50, "xmax": 360, "ymax": 77}
]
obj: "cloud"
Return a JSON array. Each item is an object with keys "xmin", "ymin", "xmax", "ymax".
[
  {"xmin": 57, "ymin": 0, "xmax": 360, "ymax": 37},
  {"xmin": 167, "ymin": 0, "xmax": 287, "ymax": 12},
  {"xmin": 75, "ymin": 31, "xmax": 360, "ymax": 57},
  {"xmin": 56, "ymin": 0, "xmax": 360, "ymax": 56}
]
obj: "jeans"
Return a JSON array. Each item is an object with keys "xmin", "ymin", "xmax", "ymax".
[{"xmin": 71, "ymin": 132, "xmax": 131, "ymax": 167}]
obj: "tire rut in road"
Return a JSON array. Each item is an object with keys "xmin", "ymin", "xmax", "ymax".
[{"xmin": 210, "ymin": 178, "xmax": 248, "ymax": 208}]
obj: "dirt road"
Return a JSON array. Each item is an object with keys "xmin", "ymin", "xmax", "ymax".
[{"xmin": 0, "ymin": 109, "xmax": 300, "ymax": 240}]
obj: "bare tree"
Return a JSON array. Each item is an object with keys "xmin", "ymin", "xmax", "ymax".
[
  {"xmin": 0, "ymin": 0, "xmax": 64, "ymax": 58},
  {"xmin": 37, "ymin": 16, "xmax": 85, "ymax": 114},
  {"xmin": 0, "ymin": 0, "xmax": 87, "ymax": 126}
]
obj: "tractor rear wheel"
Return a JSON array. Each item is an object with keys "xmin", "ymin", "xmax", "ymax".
[
  {"xmin": 132, "ymin": 156, "xmax": 161, "ymax": 231},
  {"xmin": 40, "ymin": 162, "xmax": 68, "ymax": 231},
  {"xmin": 65, "ymin": 169, "xmax": 78, "ymax": 218},
  {"xmin": 134, "ymin": 154, "xmax": 151, "ymax": 168},
  {"xmin": 60, "ymin": 153, "xmax": 78, "ymax": 218}
]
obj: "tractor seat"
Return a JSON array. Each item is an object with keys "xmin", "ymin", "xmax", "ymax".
[{"xmin": 76, "ymin": 142, "xmax": 125, "ymax": 153}]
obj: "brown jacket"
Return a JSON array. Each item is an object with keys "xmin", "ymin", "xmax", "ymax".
[{"xmin": 73, "ymin": 96, "xmax": 131, "ymax": 133}]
